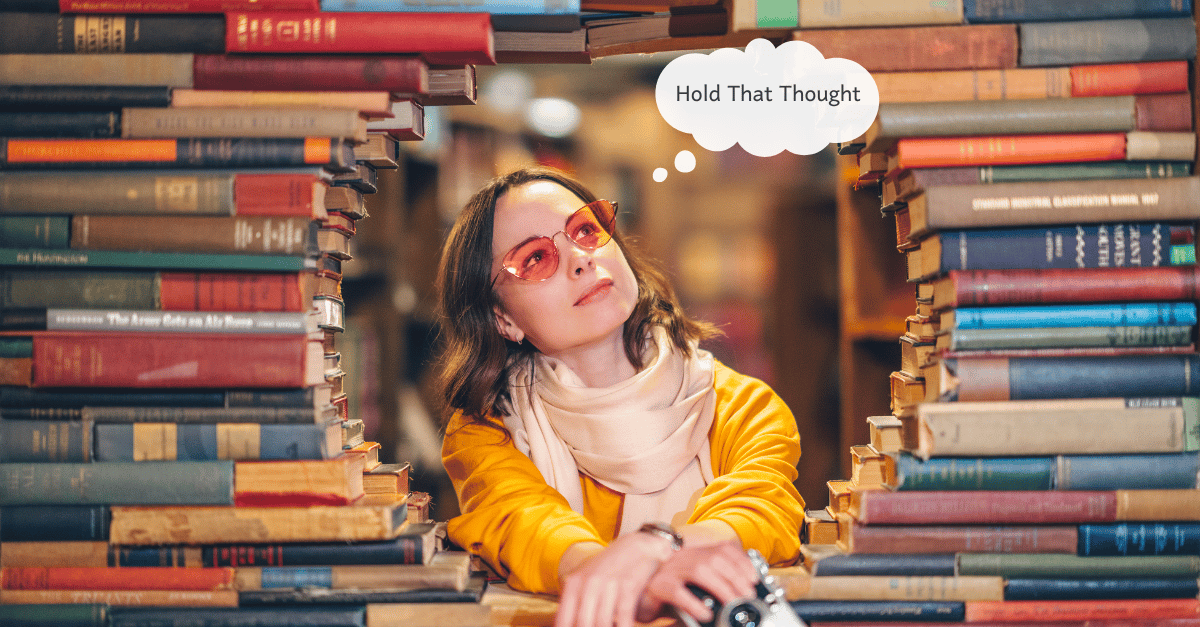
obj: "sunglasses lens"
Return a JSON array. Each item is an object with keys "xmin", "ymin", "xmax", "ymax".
[
  {"xmin": 566, "ymin": 201, "xmax": 616, "ymax": 249},
  {"xmin": 503, "ymin": 236, "xmax": 558, "ymax": 281}
]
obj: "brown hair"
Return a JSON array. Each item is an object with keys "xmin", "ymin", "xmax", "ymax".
[{"xmin": 433, "ymin": 166, "xmax": 718, "ymax": 423}]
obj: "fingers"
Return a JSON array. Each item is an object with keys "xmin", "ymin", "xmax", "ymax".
[{"xmin": 554, "ymin": 576, "xmax": 580, "ymax": 627}]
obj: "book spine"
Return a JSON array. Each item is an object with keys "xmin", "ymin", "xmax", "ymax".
[
  {"xmin": 0, "ymin": 171, "xmax": 235, "ymax": 216},
  {"xmin": 892, "ymin": 454, "xmax": 1055, "ymax": 490},
  {"xmin": 0, "ymin": 85, "xmax": 173, "ymax": 110},
  {"xmin": 937, "ymin": 223, "xmax": 1193, "ymax": 274},
  {"xmin": 1003, "ymin": 576, "xmax": 1200, "ymax": 600},
  {"xmin": 875, "ymin": 96, "xmax": 1140, "ymax": 142},
  {"xmin": 951, "ymin": 302, "xmax": 1198, "ymax": 329},
  {"xmin": 93, "ymin": 423, "xmax": 335, "ymax": 461},
  {"xmin": 1, "ymin": 566, "xmax": 235, "ymax": 591},
  {"xmin": 845, "ymin": 523, "xmax": 1079, "ymax": 554},
  {"xmin": 109, "ymin": 502, "xmax": 405, "ymax": 544},
  {"xmin": 0, "ymin": 603, "xmax": 106, "ymax": 627},
  {"xmin": 948, "ymin": 354, "xmax": 1200, "ymax": 401},
  {"xmin": 158, "ymin": 272, "xmax": 307, "ymax": 313},
  {"xmin": 943, "ymin": 325, "xmax": 1196, "ymax": 350},
  {"xmin": 0, "ymin": 247, "xmax": 312, "ymax": 272},
  {"xmin": 320, "ymin": 0, "xmax": 577, "ymax": 11},
  {"xmin": 71, "ymin": 215, "xmax": 315, "ymax": 256},
  {"xmin": 0, "ymin": 112, "xmax": 119, "ymax": 138},
  {"xmin": 0, "ymin": 588, "xmax": 239, "ymax": 607},
  {"xmin": 1080, "ymin": 523, "xmax": 1200, "ymax": 556},
  {"xmin": 896, "ymin": 133, "xmax": 1127, "ymax": 169},
  {"xmin": 0, "ymin": 13, "xmax": 225, "ymax": 53},
  {"xmin": 35, "ymin": 309, "xmax": 311, "ymax": 334},
  {"xmin": 0, "ymin": 461, "xmax": 234, "ymax": 505},
  {"xmin": 983, "ymin": 160, "xmax": 1194, "ymax": 181},
  {"xmin": 1071, "ymin": 60, "xmax": 1191, "ymax": 96},
  {"xmin": 0, "ymin": 138, "xmax": 355, "ymax": 171},
  {"xmin": 0, "ymin": 217, "xmax": 70, "ymax": 249},
  {"xmin": 793, "ymin": 24, "xmax": 1019, "ymax": 72},
  {"xmin": 238, "ymin": 586, "xmax": 480, "ymax": 604},
  {"xmin": 965, "ymin": 598, "xmax": 1200, "ymax": 621},
  {"xmin": 192, "ymin": 54, "xmax": 429, "ymax": 93},
  {"xmin": 809, "ymin": 553, "xmax": 957, "ymax": 577},
  {"xmin": 958, "ymin": 553, "xmax": 1200, "ymax": 578},
  {"xmin": 106, "ymin": 606, "xmax": 367, "ymax": 627},
  {"xmin": 83, "ymin": 406, "xmax": 320, "ymax": 424},
  {"xmin": 0, "ymin": 418, "xmax": 91, "ymax": 462},
  {"xmin": 0, "ymin": 505, "xmax": 109, "ymax": 541},
  {"xmin": 852, "ymin": 490, "xmax": 1118, "ymax": 525},
  {"xmin": 60, "ymin": 0, "xmax": 321, "ymax": 10},
  {"xmin": 120, "ymin": 108, "xmax": 366, "ymax": 142},
  {"xmin": 788, "ymin": 600, "xmax": 966, "ymax": 622},
  {"xmin": 964, "ymin": 0, "xmax": 1192, "ymax": 22},
  {"xmin": 233, "ymin": 174, "xmax": 324, "ymax": 218},
  {"xmin": 1019, "ymin": 18, "xmax": 1198, "ymax": 67},
  {"xmin": 1136, "ymin": 92, "xmax": 1194, "ymax": 131},
  {"xmin": 937, "ymin": 266, "xmax": 1200, "ymax": 309},
  {"xmin": 1058, "ymin": 453, "xmax": 1200, "ymax": 490},
  {"xmin": 205, "ymin": 536, "xmax": 427, "ymax": 566},
  {"xmin": 113, "ymin": 545, "xmax": 205, "ymax": 567},
  {"xmin": 29, "ymin": 332, "xmax": 315, "ymax": 388},
  {"xmin": 3, "ymin": 541, "xmax": 111, "ymax": 567},
  {"xmin": 224, "ymin": 12, "xmax": 495, "ymax": 65},
  {"xmin": 0, "ymin": 53, "xmax": 195, "ymax": 88}
]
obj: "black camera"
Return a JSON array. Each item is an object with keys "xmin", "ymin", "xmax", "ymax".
[{"xmin": 672, "ymin": 549, "xmax": 806, "ymax": 627}]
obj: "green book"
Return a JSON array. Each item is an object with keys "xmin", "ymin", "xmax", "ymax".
[
  {"xmin": 0, "ymin": 461, "xmax": 235, "ymax": 505},
  {"xmin": 0, "ymin": 247, "xmax": 315, "ymax": 272},
  {"xmin": 0, "ymin": 604, "xmax": 107, "ymax": 627},
  {"xmin": 958, "ymin": 553, "xmax": 1200, "ymax": 578}
]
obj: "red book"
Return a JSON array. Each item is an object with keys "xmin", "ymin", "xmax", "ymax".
[
  {"xmin": 850, "ymin": 490, "xmax": 1118, "ymax": 525},
  {"xmin": 225, "ymin": 12, "xmax": 496, "ymax": 66},
  {"xmin": 1, "ymin": 566, "xmax": 235, "ymax": 591},
  {"xmin": 3, "ymin": 331, "xmax": 324, "ymax": 388},
  {"xmin": 894, "ymin": 133, "xmax": 1127, "ymax": 170},
  {"xmin": 158, "ymin": 271, "xmax": 311, "ymax": 312},
  {"xmin": 837, "ymin": 520, "xmax": 1078, "ymax": 554},
  {"xmin": 792, "ymin": 24, "xmax": 1018, "ymax": 72},
  {"xmin": 234, "ymin": 173, "xmax": 328, "ymax": 219},
  {"xmin": 964, "ymin": 598, "xmax": 1200, "ymax": 622},
  {"xmin": 1071, "ymin": 60, "xmax": 1191, "ymax": 96},
  {"xmin": 59, "ymin": 0, "xmax": 317, "ymax": 10},
  {"xmin": 193, "ymin": 54, "xmax": 429, "ymax": 94},
  {"xmin": 929, "ymin": 266, "xmax": 1200, "ymax": 312}
]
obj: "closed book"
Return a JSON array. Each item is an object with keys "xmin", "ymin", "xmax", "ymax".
[
  {"xmin": 233, "ymin": 551, "xmax": 470, "ymax": 591},
  {"xmin": 120, "ymin": 107, "xmax": 368, "ymax": 143},
  {"xmin": 0, "ymin": 85, "xmax": 172, "ymax": 111},
  {"xmin": 0, "ymin": 603, "xmax": 106, "ymax": 627},
  {"xmin": 807, "ymin": 552, "xmax": 957, "ymax": 577},
  {"xmin": 192, "ymin": 54, "xmax": 429, "ymax": 93},
  {"xmin": 93, "ymin": 421, "xmax": 344, "ymax": 461},
  {"xmin": 0, "ymin": 588, "xmax": 239, "ymax": 607},
  {"xmin": 493, "ymin": 28, "xmax": 589, "ymax": 64},
  {"xmin": 0, "ymin": 386, "xmax": 330, "ymax": 410},
  {"xmin": 171, "ymin": 90, "xmax": 393, "ymax": 118},
  {"xmin": 109, "ymin": 495, "xmax": 409, "ymax": 544},
  {"xmin": 1020, "ymin": 18, "xmax": 1197, "ymax": 67},
  {"xmin": 0, "ymin": 53, "xmax": 195, "ymax": 88},
  {"xmin": 319, "ymin": 0, "xmax": 579, "ymax": 12},
  {"xmin": 789, "ymin": 599, "xmax": 965, "ymax": 622},
  {"xmin": 849, "ymin": 490, "xmax": 1200, "ymax": 525},
  {"xmin": 11, "ymin": 404, "xmax": 340, "ymax": 425},
  {"xmin": 892, "ymin": 452, "xmax": 1200, "ymax": 491},
  {"xmin": 797, "ymin": 0, "xmax": 962, "ymax": 27},
  {"xmin": 896, "ymin": 177, "xmax": 1200, "ymax": 246},
  {"xmin": 364, "ymin": 99, "xmax": 423, "ymax": 141},
  {"xmin": 863, "ymin": 94, "xmax": 1191, "ymax": 153},
  {"xmin": 942, "ymin": 302, "xmax": 1197, "ymax": 330},
  {"xmin": 792, "ymin": 24, "xmax": 1018, "ymax": 72},
  {"xmin": 106, "ymin": 606, "xmax": 365, "ymax": 627},
  {"xmin": 53, "ymin": 0, "xmax": 320, "ymax": 10},
  {"xmin": 418, "ymin": 64, "xmax": 477, "ymax": 106},
  {"xmin": 1, "ymin": 309, "xmax": 321, "ymax": 336},
  {"xmin": 959, "ymin": 553, "xmax": 1200, "ymax": 578},
  {"xmin": 0, "ymin": 505, "xmax": 108, "ymax": 541},
  {"xmin": 1081, "ymin": 523, "xmax": 1200, "ymax": 556},
  {"xmin": 935, "ymin": 325, "xmax": 1194, "ymax": 352},
  {"xmin": 0, "ymin": 247, "xmax": 316, "ymax": 272},
  {"xmin": 0, "ymin": 416, "xmax": 91, "ymax": 462},
  {"xmin": 965, "ymin": 598, "xmax": 1200, "ymax": 622},
  {"xmin": 242, "ymin": 578, "xmax": 486, "ymax": 605},
  {"xmin": 964, "ymin": 0, "xmax": 1192, "ymax": 22},
  {"xmin": 0, "ymin": 111, "xmax": 120, "ymax": 138},
  {"xmin": 0, "ymin": 12, "xmax": 224, "ymax": 53},
  {"xmin": 926, "ymin": 354, "xmax": 1200, "ymax": 403},
  {"xmin": 928, "ymin": 266, "xmax": 1200, "ymax": 311},
  {"xmin": 908, "ymin": 223, "xmax": 1195, "ymax": 280},
  {"xmin": 871, "ymin": 61, "xmax": 1190, "ymax": 103},
  {"xmin": 0, "ymin": 331, "xmax": 324, "ymax": 389},
  {"xmin": 1, "ymin": 566, "xmax": 235, "ymax": 590},
  {"xmin": 0, "ymin": 170, "xmax": 328, "ymax": 218},
  {"xmin": 916, "ymin": 397, "xmax": 1199, "ymax": 457},
  {"xmin": 68, "ymin": 215, "xmax": 318, "ymax": 256},
  {"xmin": 234, "ymin": 457, "xmax": 364, "ymax": 506},
  {"xmin": 1003, "ymin": 577, "xmax": 1199, "ymax": 600},
  {"xmin": 0, "ymin": 137, "xmax": 356, "ymax": 171},
  {"xmin": 225, "ymin": 12, "xmax": 495, "ymax": 65},
  {"xmin": 0, "ymin": 461, "xmax": 234, "ymax": 505},
  {"xmin": 775, "ymin": 571, "xmax": 1004, "ymax": 601},
  {"xmin": 837, "ymin": 516, "xmax": 1078, "ymax": 554}
]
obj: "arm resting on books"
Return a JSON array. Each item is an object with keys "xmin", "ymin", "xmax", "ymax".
[{"xmin": 442, "ymin": 411, "xmax": 605, "ymax": 594}]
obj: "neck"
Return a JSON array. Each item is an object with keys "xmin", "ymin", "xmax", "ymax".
[{"xmin": 544, "ymin": 329, "xmax": 637, "ymax": 388}]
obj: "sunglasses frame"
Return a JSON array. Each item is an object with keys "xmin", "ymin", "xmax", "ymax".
[{"xmin": 492, "ymin": 199, "xmax": 619, "ymax": 285}]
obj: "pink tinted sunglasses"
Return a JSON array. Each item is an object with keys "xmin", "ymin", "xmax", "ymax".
[{"xmin": 494, "ymin": 199, "xmax": 618, "ymax": 283}]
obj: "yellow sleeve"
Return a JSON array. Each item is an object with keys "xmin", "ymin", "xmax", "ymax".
[
  {"xmin": 441, "ymin": 411, "xmax": 605, "ymax": 594},
  {"xmin": 688, "ymin": 362, "xmax": 806, "ymax": 566}
]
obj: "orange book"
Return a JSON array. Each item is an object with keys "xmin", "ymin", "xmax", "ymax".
[
  {"xmin": 1071, "ymin": 60, "xmax": 1191, "ymax": 97},
  {"xmin": 1, "ymin": 567, "xmax": 234, "ymax": 591},
  {"xmin": 893, "ymin": 133, "xmax": 1127, "ymax": 170},
  {"xmin": 965, "ymin": 598, "xmax": 1200, "ymax": 622}
]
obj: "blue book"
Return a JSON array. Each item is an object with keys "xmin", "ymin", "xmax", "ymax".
[
  {"xmin": 0, "ymin": 504, "xmax": 108, "ymax": 541},
  {"xmin": 1080, "ymin": 523, "xmax": 1200, "ymax": 556},
  {"xmin": 93, "ymin": 421, "xmax": 342, "ymax": 462},
  {"xmin": 965, "ymin": 0, "xmax": 1191, "ymax": 22},
  {"xmin": 1004, "ymin": 577, "xmax": 1199, "ymax": 600},
  {"xmin": 789, "ymin": 600, "xmax": 965, "ymax": 622},
  {"xmin": 0, "ymin": 461, "xmax": 234, "ymax": 505},
  {"xmin": 893, "ymin": 452, "xmax": 1200, "ymax": 491},
  {"xmin": 109, "ymin": 606, "xmax": 365, "ymax": 627},
  {"xmin": 946, "ymin": 302, "xmax": 1197, "ymax": 330}
]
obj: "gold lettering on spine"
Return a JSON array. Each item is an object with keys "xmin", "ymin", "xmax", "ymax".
[
  {"xmin": 217, "ymin": 424, "xmax": 260, "ymax": 460},
  {"xmin": 155, "ymin": 177, "xmax": 200, "ymax": 213},
  {"xmin": 74, "ymin": 16, "xmax": 126, "ymax": 52},
  {"xmin": 134, "ymin": 423, "xmax": 177, "ymax": 461}
]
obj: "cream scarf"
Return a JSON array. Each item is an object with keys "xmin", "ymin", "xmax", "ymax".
[{"xmin": 503, "ymin": 327, "xmax": 717, "ymax": 536}]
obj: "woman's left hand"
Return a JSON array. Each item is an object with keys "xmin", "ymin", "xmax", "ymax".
[
  {"xmin": 553, "ymin": 532, "xmax": 677, "ymax": 627},
  {"xmin": 634, "ymin": 540, "xmax": 760, "ymax": 624}
]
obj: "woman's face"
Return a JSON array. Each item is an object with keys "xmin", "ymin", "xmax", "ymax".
[{"xmin": 490, "ymin": 180, "xmax": 638, "ymax": 356}]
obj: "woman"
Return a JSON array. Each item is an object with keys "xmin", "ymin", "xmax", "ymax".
[{"xmin": 436, "ymin": 166, "xmax": 805, "ymax": 627}]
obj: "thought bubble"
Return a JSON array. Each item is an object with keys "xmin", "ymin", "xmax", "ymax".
[{"xmin": 655, "ymin": 38, "xmax": 879, "ymax": 157}]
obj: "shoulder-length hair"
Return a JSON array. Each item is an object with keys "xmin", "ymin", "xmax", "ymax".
[{"xmin": 433, "ymin": 165, "xmax": 718, "ymax": 423}]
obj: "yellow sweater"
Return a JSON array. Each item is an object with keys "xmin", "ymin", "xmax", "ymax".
[{"xmin": 441, "ymin": 361, "xmax": 806, "ymax": 594}]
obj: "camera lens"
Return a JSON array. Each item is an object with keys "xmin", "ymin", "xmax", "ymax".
[{"xmin": 726, "ymin": 602, "xmax": 762, "ymax": 627}]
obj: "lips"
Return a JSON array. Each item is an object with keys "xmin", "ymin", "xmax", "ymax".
[{"xmin": 575, "ymin": 279, "xmax": 614, "ymax": 306}]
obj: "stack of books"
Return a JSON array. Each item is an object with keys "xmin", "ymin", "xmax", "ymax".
[
  {"xmin": 785, "ymin": 2, "xmax": 1200, "ymax": 625},
  {"xmin": 0, "ymin": 2, "xmax": 493, "ymax": 627}
]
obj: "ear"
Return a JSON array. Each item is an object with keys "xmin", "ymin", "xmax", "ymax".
[{"xmin": 493, "ymin": 306, "xmax": 525, "ymax": 345}]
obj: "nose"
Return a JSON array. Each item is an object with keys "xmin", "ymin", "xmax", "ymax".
[{"xmin": 555, "ymin": 231, "xmax": 595, "ymax": 278}]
